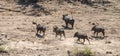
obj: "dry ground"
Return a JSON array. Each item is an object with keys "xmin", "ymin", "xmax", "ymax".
[{"xmin": 0, "ymin": 0, "xmax": 120, "ymax": 56}]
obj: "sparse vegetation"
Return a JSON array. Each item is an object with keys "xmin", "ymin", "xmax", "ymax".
[
  {"xmin": 8, "ymin": 48, "xmax": 16, "ymax": 53},
  {"xmin": 69, "ymin": 47, "xmax": 95, "ymax": 56},
  {"xmin": 0, "ymin": 47, "xmax": 4, "ymax": 52},
  {"xmin": 82, "ymin": 47, "xmax": 95, "ymax": 56}
]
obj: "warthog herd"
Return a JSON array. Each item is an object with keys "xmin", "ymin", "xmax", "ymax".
[{"xmin": 33, "ymin": 14, "xmax": 106, "ymax": 44}]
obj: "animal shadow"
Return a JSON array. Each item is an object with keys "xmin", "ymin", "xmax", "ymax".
[
  {"xmin": 76, "ymin": 42, "xmax": 83, "ymax": 44},
  {"xmin": 91, "ymin": 36, "xmax": 106, "ymax": 40},
  {"xmin": 36, "ymin": 33, "xmax": 44, "ymax": 38},
  {"xmin": 62, "ymin": 25, "xmax": 73, "ymax": 30},
  {"xmin": 76, "ymin": 42, "xmax": 87, "ymax": 45},
  {"xmin": 74, "ymin": 40, "xmax": 85, "ymax": 45}
]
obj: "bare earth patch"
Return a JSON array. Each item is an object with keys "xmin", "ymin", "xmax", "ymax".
[{"xmin": 0, "ymin": 0, "xmax": 120, "ymax": 56}]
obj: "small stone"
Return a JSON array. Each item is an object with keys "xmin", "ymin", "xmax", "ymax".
[
  {"xmin": 38, "ymin": 55, "xmax": 41, "ymax": 56},
  {"xmin": 106, "ymin": 51, "xmax": 112, "ymax": 54},
  {"xmin": 1, "ymin": 33, "xmax": 7, "ymax": 38},
  {"xmin": 105, "ymin": 41, "xmax": 111, "ymax": 44},
  {"xmin": 1, "ymin": 33, "xmax": 5, "ymax": 36},
  {"xmin": 56, "ymin": 48, "xmax": 59, "ymax": 50},
  {"xmin": 5, "ymin": 35, "xmax": 7, "ymax": 38}
]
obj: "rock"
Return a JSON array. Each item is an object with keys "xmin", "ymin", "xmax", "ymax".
[
  {"xmin": 0, "ymin": 33, "xmax": 7, "ymax": 39},
  {"xmin": 56, "ymin": 47, "xmax": 59, "ymax": 50},
  {"xmin": 1, "ymin": 33, "xmax": 6, "ymax": 36},
  {"xmin": 105, "ymin": 41, "xmax": 111, "ymax": 44},
  {"xmin": 106, "ymin": 51, "xmax": 112, "ymax": 54},
  {"xmin": 38, "ymin": 55, "xmax": 41, "ymax": 56}
]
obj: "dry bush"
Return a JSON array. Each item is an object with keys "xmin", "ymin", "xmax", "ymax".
[
  {"xmin": 0, "ymin": 47, "xmax": 4, "ymax": 52},
  {"xmin": 0, "ymin": 47, "xmax": 7, "ymax": 53},
  {"xmin": 68, "ymin": 47, "xmax": 95, "ymax": 56}
]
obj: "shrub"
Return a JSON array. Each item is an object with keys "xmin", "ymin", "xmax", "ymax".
[
  {"xmin": 82, "ymin": 47, "xmax": 95, "ymax": 56},
  {"xmin": 0, "ymin": 47, "xmax": 4, "ymax": 52},
  {"xmin": 70, "ymin": 47, "xmax": 95, "ymax": 56}
]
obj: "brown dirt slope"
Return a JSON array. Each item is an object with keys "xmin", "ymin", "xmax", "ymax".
[{"xmin": 0, "ymin": 0, "xmax": 120, "ymax": 56}]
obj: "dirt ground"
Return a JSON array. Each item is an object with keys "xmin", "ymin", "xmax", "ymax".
[{"xmin": 0, "ymin": 0, "xmax": 120, "ymax": 56}]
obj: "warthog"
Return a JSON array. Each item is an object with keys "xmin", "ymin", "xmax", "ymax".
[
  {"xmin": 53, "ymin": 26, "xmax": 66, "ymax": 40},
  {"xmin": 91, "ymin": 22, "xmax": 105, "ymax": 37},
  {"xmin": 74, "ymin": 31, "xmax": 90, "ymax": 44},
  {"xmin": 32, "ymin": 22, "xmax": 46, "ymax": 36},
  {"xmin": 62, "ymin": 14, "xmax": 75, "ymax": 29}
]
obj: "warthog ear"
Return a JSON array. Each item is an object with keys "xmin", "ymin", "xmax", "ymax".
[
  {"xmin": 92, "ymin": 23, "xmax": 95, "ymax": 25},
  {"xmin": 32, "ymin": 22, "xmax": 37, "ymax": 24},
  {"xmin": 88, "ymin": 21, "xmax": 95, "ymax": 25},
  {"xmin": 89, "ymin": 21, "xmax": 99, "ymax": 26}
]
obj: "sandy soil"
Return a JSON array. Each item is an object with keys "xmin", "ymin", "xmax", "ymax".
[{"xmin": 0, "ymin": 0, "xmax": 120, "ymax": 56}]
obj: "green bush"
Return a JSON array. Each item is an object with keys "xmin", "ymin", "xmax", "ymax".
[
  {"xmin": 0, "ymin": 47, "xmax": 4, "ymax": 52},
  {"xmin": 82, "ymin": 47, "xmax": 95, "ymax": 56},
  {"xmin": 71, "ymin": 47, "xmax": 95, "ymax": 56}
]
